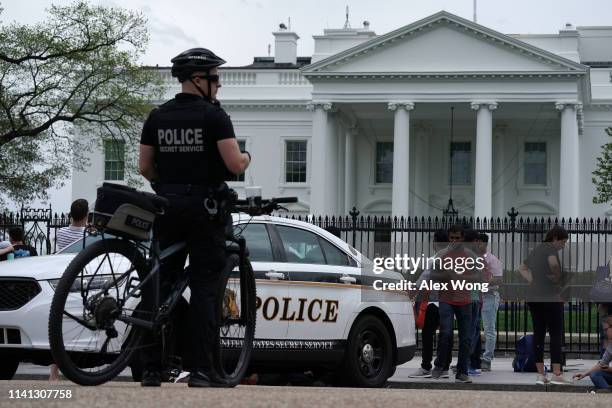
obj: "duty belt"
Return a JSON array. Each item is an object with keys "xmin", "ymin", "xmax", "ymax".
[
  {"xmin": 156, "ymin": 183, "xmax": 224, "ymax": 196},
  {"xmin": 156, "ymin": 183, "xmax": 232, "ymax": 221}
]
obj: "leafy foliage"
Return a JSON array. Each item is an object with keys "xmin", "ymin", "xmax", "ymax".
[
  {"xmin": 0, "ymin": 1, "xmax": 166, "ymax": 207},
  {"xmin": 592, "ymin": 127, "xmax": 612, "ymax": 204}
]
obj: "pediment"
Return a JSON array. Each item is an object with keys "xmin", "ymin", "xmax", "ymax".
[{"xmin": 303, "ymin": 11, "xmax": 587, "ymax": 77}]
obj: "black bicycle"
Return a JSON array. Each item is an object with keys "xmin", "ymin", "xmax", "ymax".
[{"xmin": 48, "ymin": 183, "xmax": 295, "ymax": 386}]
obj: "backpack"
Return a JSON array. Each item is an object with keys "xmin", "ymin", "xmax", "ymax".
[{"xmin": 512, "ymin": 335, "xmax": 538, "ymax": 372}]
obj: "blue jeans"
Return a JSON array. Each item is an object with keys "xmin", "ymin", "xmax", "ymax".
[
  {"xmin": 434, "ymin": 302, "xmax": 472, "ymax": 376},
  {"xmin": 469, "ymin": 301, "xmax": 482, "ymax": 369},
  {"xmin": 481, "ymin": 291, "xmax": 500, "ymax": 363},
  {"xmin": 590, "ymin": 370, "xmax": 612, "ymax": 389}
]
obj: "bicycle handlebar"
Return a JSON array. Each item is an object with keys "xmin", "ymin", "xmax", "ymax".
[{"xmin": 233, "ymin": 196, "xmax": 298, "ymax": 216}]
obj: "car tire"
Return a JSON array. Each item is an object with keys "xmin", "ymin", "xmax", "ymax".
[
  {"xmin": 0, "ymin": 356, "xmax": 19, "ymax": 380},
  {"xmin": 340, "ymin": 315, "xmax": 394, "ymax": 388}
]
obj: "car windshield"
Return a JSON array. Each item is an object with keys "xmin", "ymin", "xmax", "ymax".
[
  {"xmin": 57, "ymin": 234, "xmax": 151, "ymax": 254},
  {"xmin": 56, "ymin": 235, "xmax": 103, "ymax": 254}
]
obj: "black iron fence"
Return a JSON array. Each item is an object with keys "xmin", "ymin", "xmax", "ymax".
[
  {"xmin": 283, "ymin": 208, "xmax": 612, "ymax": 356},
  {"xmin": 1, "ymin": 206, "xmax": 611, "ymax": 355},
  {"xmin": 0, "ymin": 207, "xmax": 71, "ymax": 255}
]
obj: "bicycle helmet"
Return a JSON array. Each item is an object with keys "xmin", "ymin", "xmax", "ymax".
[{"xmin": 171, "ymin": 48, "xmax": 226, "ymax": 101}]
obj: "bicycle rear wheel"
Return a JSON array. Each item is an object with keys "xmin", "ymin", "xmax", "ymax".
[
  {"xmin": 48, "ymin": 238, "xmax": 150, "ymax": 386},
  {"xmin": 213, "ymin": 254, "xmax": 256, "ymax": 386}
]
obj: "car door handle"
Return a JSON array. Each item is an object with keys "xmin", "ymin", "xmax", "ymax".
[
  {"xmin": 265, "ymin": 271, "xmax": 286, "ymax": 280},
  {"xmin": 339, "ymin": 275, "xmax": 357, "ymax": 284}
]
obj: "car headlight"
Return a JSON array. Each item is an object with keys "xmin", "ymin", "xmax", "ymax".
[{"xmin": 48, "ymin": 275, "xmax": 117, "ymax": 292}]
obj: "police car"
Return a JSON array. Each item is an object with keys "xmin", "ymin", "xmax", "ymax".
[{"xmin": 0, "ymin": 215, "xmax": 415, "ymax": 387}]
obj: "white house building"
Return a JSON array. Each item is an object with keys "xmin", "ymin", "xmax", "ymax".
[{"xmin": 72, "ymin": 11, "xmax": 612, "ymax": 219}]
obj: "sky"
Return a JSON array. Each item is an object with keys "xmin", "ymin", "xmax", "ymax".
[
  {"xmin": 1, "ymin": 0, "xmax": 611, "ymax": 211},
  {"xmin": 2, "ymin": 0, "xmax": 612, "ymax": 67}
]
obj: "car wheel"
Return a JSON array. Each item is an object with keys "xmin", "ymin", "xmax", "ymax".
[
  {"xmin": 340, "ymin": 315, "xmax": 394, "ymax": 388},
  {"xmin": 0, "ymin": 356, "xmax": 19, "ymax": 380}
]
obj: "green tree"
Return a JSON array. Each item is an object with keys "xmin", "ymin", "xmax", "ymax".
[
  {"xmin": 0, "ymin": 1, "xmax": 165, "ymax": 207},
  {"xmin": 592, "ymin": 126, "xmax": 612, "ymax": 205}
]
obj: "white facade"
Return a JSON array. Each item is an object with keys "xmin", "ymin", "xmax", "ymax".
[{"xmin": 73, "ymin": 11, "xmax": 612, "ymax": 219}]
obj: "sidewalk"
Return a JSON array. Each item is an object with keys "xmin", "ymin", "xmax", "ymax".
[
  {"xmin": 389, "ymin": 357, "xmax": 600, "ymax": 392},
  {"xmin": 16, "ymin": 359, "xmax": 602, "ymax": 392}
]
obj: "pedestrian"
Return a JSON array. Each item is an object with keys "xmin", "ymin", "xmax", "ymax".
[
  {"xmin": 138, "ymin": 47, "xmax": 250, "ymax": 387},
  {"xmin": 49, "ymin": 199, "xmax": 90, "ymax": 381},
  {"xmin": 573, "ymin": 314, "xmax": 612, "ymax": 393},
  {"xmin": 599, "ymin": 302, "xmax": 612, "ymax": 358},
  {"xmin": 430, "ymin": 225, "xmax": 480, "ymax": 383},
  {"xmin": 0, "ymin": 227, "xmax": 37, "ymax": 261},
  {"xmin": 476, "ymin": 232, "xmax": 503, "ymax": 372},
  {"xmin": 408, "ymin": 229, "xmax": 451, "ymax": 379},
  {"xmin": 55, "ymin": 199, "xmax": 89, "ymax": 252},
  {"xmin": 463, "ymin": 228, "xmax": 483, "ymax": 376},
  {"xmin": 519, "ymin": 225, "xmax": 573, "ymax": 385},
  {"xmin": 0, "ymin": 239, "xmax": 13, "ymax": 258}
]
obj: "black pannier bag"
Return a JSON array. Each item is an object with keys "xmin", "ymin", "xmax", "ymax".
[{"xmin": 92, "ymin": 183, "xmax": 161, "ymax": 241}]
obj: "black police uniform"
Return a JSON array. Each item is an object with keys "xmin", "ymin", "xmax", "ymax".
[{"xmin": 139, "ymin": 92, "xmax": 237, "ymax": 375}]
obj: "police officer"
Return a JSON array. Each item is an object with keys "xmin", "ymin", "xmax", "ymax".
[{"xmin": 138, "ymin": 48, "xmax": 250, "ymax": 387}]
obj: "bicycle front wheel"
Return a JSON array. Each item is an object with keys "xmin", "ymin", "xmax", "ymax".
[
  {"xmin": 48, "ymin": 238, "xmax": 150, "ymax": 386},
  {"xmin": 214, "ymin": 254, "xmax": 256, "ymax": 386}
]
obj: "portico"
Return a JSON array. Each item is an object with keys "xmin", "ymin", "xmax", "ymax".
[{"xmin": 302, "ymin": 12, "xmax": 587, "ymax": 219}]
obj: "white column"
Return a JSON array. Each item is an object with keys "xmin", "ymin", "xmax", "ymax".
[
  {"xmin": 326, "ymin": 114, "xmax": 338, "ymax": 214},
  {"xmin": 471, "ymin": 101, "xmax": 498, "ymax": 219},
  {"xmin": 493, "ymin": 124, "xmax": 507, "ymax": 218},
  {"xmin": 388, "ymin": 102, "xmax": 414, "ymax": 217},
  {"xmin": 555, "ymin": 101, "xmax": 581, "ymax": 219},
  {"xmin": 414, "ymin": 123, "xmax": 430, "ymax": 216},
  {"xmin": 337, "ymin": 125, "xmax": 346, "ymax": 214},
  {"xmin": 344, "ymin": 125, "xmax": 357, "ymax": 213},
  {"xmin": 308, "ymin": 102, "xmax": 333, "ymax": 214}
]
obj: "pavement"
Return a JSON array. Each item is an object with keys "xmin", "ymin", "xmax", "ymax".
[
  {"xmin": 14, "ymin": 357, "xmax": 603, "ymax": 393},
  {"xmin": 388, "ymin": 356, "xmax": 601, "ymax": 392},
  {"xmin": 0, "ymin": 381, "xmax": 610, "ymax": 408}
]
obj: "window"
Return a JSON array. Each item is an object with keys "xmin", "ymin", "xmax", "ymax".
[
  {"xmin": 524, "ymin": 142, "xmax": 547, "ymax": 185},
  {"xmin": 231, "ymin": 140, "xmax": 246, "ymax": 182},
  {"xmin": 320, "ymin": 239, "xmax": 350, "ymax": 266},
  {"xmin": 449, "ymin": 142, "xmax": 471, "ymax": 185},
  {"xmin": 376, "ymin": 142, "xmax": 393, "ymax": 183},
  {"xmin": 239, "ymin": 223, "xmax": 274, "ymax": 262},
  {"xmin": 104, "ymin": 140, "xmax": 125, "ymax": 181},
  {"xmin": 276, "ymin": 225, "xmax": 325, "ymax": 264},
  {"xmin": 285, "ymin": 140, "xmax": 307, "ymax": 183}
]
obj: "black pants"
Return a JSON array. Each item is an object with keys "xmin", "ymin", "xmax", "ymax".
[
  {"xmin": 528, "ymin": 302, "xmax": 564, "ymax": 365},
  {"xmin": 141, "ymin": 194, "xmax": 227, "ymax": 373},
  {"xmin": 420, "ymin": 304, "xmax": 452, "ymax": 371}
]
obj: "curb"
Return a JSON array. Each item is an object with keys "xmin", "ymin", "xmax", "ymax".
[
  {"xmin": 13, "ymin": 375, "xmax": 134, "ymax": 383},
  {"xmin": 387, "ymin": 381, "xmax": 591, "ymax": 393}
]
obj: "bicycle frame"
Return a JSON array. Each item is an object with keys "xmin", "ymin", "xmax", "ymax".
[
  {"xmin": 104, "ymin": 229, "xmax": 247, "ymax": 333},
  {"xmin": 111, "ymin": 238, "xmax": 189, "ymax": 332}
]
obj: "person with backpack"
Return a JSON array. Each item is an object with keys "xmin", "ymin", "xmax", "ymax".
[{"xmin": 518, "ymin": 226, "xmax": 573, "ymax": 385}]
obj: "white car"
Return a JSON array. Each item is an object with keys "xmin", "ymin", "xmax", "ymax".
[{"xmin": 0, "ymin": 215, "xmax": 415, "ymax": 387}]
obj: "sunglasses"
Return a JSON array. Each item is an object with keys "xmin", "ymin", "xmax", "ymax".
[{"xmin": 191, "ymin": 74, "xmax": 220, "ymax": 84}]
